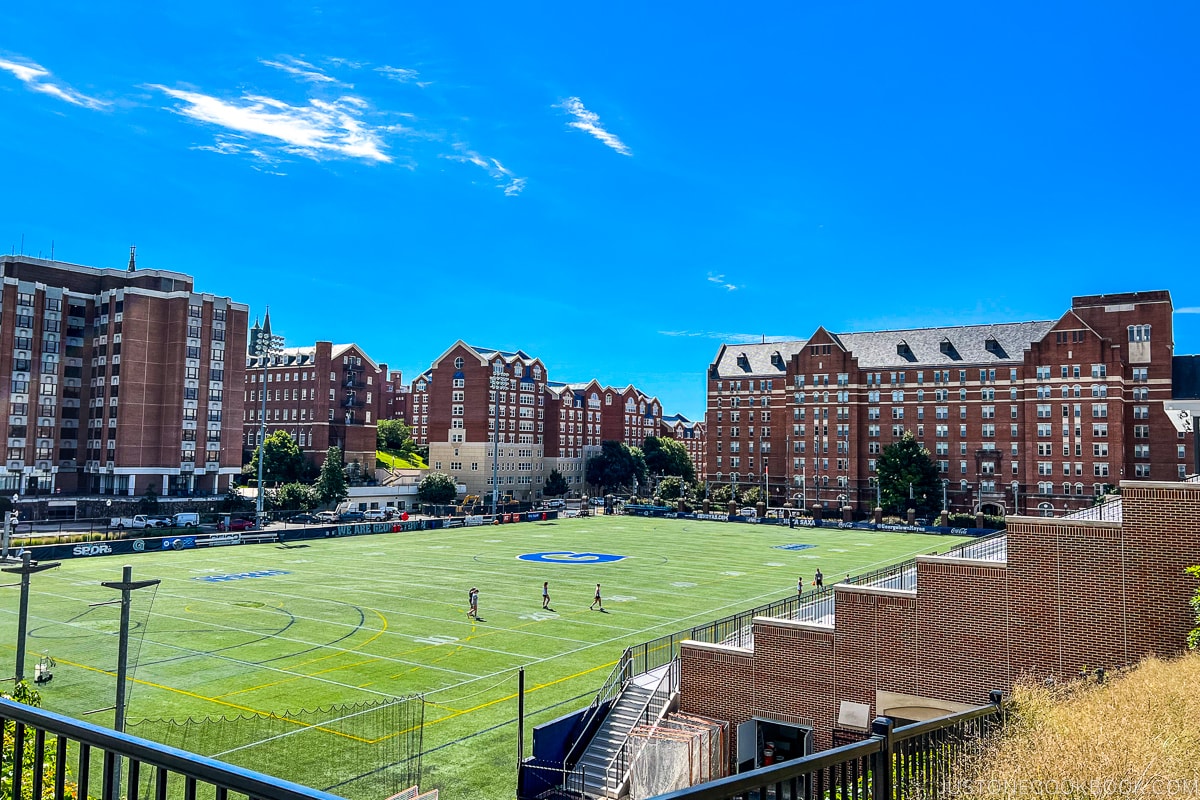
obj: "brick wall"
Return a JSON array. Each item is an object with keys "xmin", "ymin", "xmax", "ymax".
[{"xmin": 679, "ymin": 480, "xmax": 1200, "ymax": 769}]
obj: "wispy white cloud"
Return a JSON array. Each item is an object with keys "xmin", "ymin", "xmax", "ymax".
[
  {"xmin": 706, "ymin": 272, "xmax": 742, "ymax": 291},
  {"xmin": 0, "ymin": 56, "xmax": 108, "ymax": 109},
  {"xmin": 441, "ymin": 144, "xmax": 526, "ymax": 196},
  {"xmin": 555, "ymin": 96, "xmax": 631, "ymax": 156},
  {"xmin": 260, "ymin": 56, "xmax": 348, "ymax": 86},
  {"xmin": 376, "ymin": 65, "xmax": 431, "ymax": 88},
  {"xmin": 325, "ymin": 56, "xmax": 366, "ymax": 70},
  {"xmin": 659, "ymin": 330, "xmax": 798, "ymax": 343},
  {"xmin": 1176, "ymin": 307, "xmax": 1200, "ymax": 314},
  {"xmin": 151, "ymin": 85, "xmax": 391, "ymax": 163}
]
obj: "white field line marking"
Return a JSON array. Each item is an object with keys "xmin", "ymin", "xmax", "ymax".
[{"xmin": 26, "ymin": 581, "xmax": 494, "ymax": 681}]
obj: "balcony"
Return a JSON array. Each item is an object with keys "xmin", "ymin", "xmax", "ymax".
[{"xmin": 341, "ymin": 397, "xmax": 365, "ymax": 409}]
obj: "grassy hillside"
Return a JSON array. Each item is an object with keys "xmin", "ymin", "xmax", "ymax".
[
  {"xmin": 376, "ymin": 449, "xmax": 428, "ymax": 470},
  {"xmin": 953, "ymin": 652, "xmax": 1200, "ymax": 798}
]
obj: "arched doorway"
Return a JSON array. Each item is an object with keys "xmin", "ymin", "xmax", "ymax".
[{"xmin": 980, "ymin": 502, "xmax": 1004, "ymax": 517}]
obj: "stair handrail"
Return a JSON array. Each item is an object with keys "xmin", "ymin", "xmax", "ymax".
[
  {"xmin": 604, "ymin": 657, "xmax": 679, "ymax": 794},
  {"xmin": 561, "ymin": 647, "xmax": 632, "ymax": 772}
]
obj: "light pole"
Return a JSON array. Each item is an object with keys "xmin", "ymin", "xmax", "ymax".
[
  {"xmin": 869, "ymin": 476, "xmax": 881, "ymax": 509},
  {"xmin": 2, "ymin": 494, "xmax": 19, "ymax": 562},
  {"xmin": 941, "ymin": 479, "xmax": 949, "ymax": 512},
  {"xmin": 490, "ymin": 373, "xmax": 511, "ymax": 514},
  {"xmin": 252, "ymin": 317, "xmax": 283, "ymax": 529}
]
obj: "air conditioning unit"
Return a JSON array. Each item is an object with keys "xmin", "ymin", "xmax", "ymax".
[
  {"xmin": 36, "ymin": 461, "xmax": 51, "ymax": 470},
  {"xmin": 106, "ymin": 461, "xmax": 115, "ymax": 468}
]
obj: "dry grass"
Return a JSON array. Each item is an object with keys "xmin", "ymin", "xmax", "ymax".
[{"xmin": 949, "ymin": 652, "xmax": 1200, "ymax": 799}]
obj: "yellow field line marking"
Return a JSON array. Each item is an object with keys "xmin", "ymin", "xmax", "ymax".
[
  {"xmin": 215, "ymin": 609, "xmax": 389, "ymax": 699},
  {"xmin": 379, "ymin": 656, "xmax": 621, "ymax": 742},
  {"xmin": 52, "ymin": 655, "xmax": 372, "ymax": 742}
]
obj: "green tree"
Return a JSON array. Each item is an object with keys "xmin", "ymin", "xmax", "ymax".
[
  {"xmin": 3, "ymin": 680, "xmax": 76, "ymax": 800},
  {"xmin": 741, "ymin": 486, "xmax": 765, "ymax": 506},
  {"xmin": 248, "ymin": 431, "xmax": 306, "ymax": 485},
  {"xmin": 272, "ymin": 482, "xmax": 319, "ymax": 512},
  {"xmin": 377, "ymin": 419, "xmax": 416, "ymax": 453},
  {"xmin": 544, "ymin": 469, "xmax": 569, "ymax": 498},
  {"xmin": 710, "ymin": 484, "xmax": 739, "ymax": 505},
  {"xmin": 315, "ymin": 447, "xmax": 349, "ymax": 507},
  {"xmin": 418, "ymin": 472, "xmax": 458, "ymax": 505},
  {"xmin": 642, "ymin": 437, "xmax": 697, "ymax": 483},
  {"xmin": 220, "ymin": 486, "xmax": 251, "ymax": 513},
  {"xmin": 657, "ymin": 475, "xmax": 683, "ymax": 501},
  {"xmin": 586, "ymin": 441, "xmax": 648, "ymax": 494},
  {"xmin": 138, "ymin": 483, "xmax": 160, "ymax": 514},
  {"xmin": 1187, "ymin": 565, "xmax": 1200, "ymax": 650},
  {"xmin": 876, "ymin": 432, "xmax": 941, "ymax": 517}
]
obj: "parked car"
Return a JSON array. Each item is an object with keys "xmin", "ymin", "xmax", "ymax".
[
  {"xmin": 737, "ymin": 507, "xmax": 757, "ymax": 518},
  {"xmin": 363, "ymin": 509, "xmax": 387, "ymax": 521},
  {"xmin": 338, "ymin": 510, "xmax": 366, "ymax": 523},
  {"xmin": 543, "ymin": 499, "xmax": 565, "ymax": 509},
  {"xmin": 146, "ymin": 516, "xmax": 173, "ymax": 528},
  {"xmin": 217, "ymin": 518, "xmax": 255, "ymax": 532},
  {"xmin": 172, "ymin": 512, "xmax": 200, "ymax": 528},
  {"xmin": 314, "ymin": 511, "xmax": 339, "ymax": 524},
  {"xmin": 286, "ymin": 513, "xmax": 320, "ymax": 525},
  {"xmin": 109, "ymin": 515, "xmax": 157, "ymax": 529}
]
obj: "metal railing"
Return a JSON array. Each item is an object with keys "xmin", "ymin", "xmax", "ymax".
[
  {"xmin": 647, "ymin": 695, "xmax": 1005, "ymax": 800},
  {"xmin": 0, "ymin": 695, "xmax": 350, "ymax": 800},
  {"xmin": 553, "ymin": 531, "xmax": 1010, "ymax": 789},
  {"xmin": 606, "ymin": 658, "xmax": 679, "ymax": 796},
  {"xmin": 561, "ymin": 648, "xmax": 632, "ymax": 772}
]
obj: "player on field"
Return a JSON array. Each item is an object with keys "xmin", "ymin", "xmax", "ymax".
[
  {"xmin": 590, "ymin": 583, "xmax": 603, "ymax": 611},
  {"xmin": 542, "ymin": 581, "xmax": 551, "ymax": 609}
]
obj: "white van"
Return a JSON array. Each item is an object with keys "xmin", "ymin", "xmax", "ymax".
[{"xmin": 173, "ymin": 512, "xmax": 200, "ymax": 528}]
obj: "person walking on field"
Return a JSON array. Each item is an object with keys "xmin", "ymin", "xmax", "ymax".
[
  {"xmin": 798, "ymin": 576, "xmax": 804, "ymax": 597},
  {"xmin": 815, "ymin": 569, "xmax": 824, "ymax": 589},
  {"xmin": 542, "ymin": 581, "xmax": 551, "ymax": 609},
  {"xmin": 590, "ymin": 583, "xmax": 603, "ymax": 611},
  {"xmin": 467, "ymin": 587, "xmax": 479, "ymax": 620}
]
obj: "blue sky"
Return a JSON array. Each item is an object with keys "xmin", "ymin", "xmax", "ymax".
[{"xmin": 2, "ymin": 2, "xmax": 1198, "ymax": 420}]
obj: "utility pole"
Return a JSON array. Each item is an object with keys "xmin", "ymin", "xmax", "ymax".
[
  {"xmin": 100, "ymin": 565, "xmax": 160, "ymax": 799},
  {"xmin": 2, "ymin": 552, "xmax": 60, "ymax": 681}
]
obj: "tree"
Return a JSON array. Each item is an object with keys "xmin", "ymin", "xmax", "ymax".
[
  {"xmin": 418, "ymin": 472, "xmax": 458, "ymax": 505},
  {"xmin": 657, "ymin": 475, "xmax": 683, "ymax": 501},
  {"xmin": 315, "ymin": 447, "xmax": 349, "ymax": 507},
  {"xmin": 220, "ymin": 486, "xmax": 252, "ymax": 513},
  {"xmin": 544, "ymin": 469, "xmax": 569, "ymax": 498},
  {"xmin": 710, "ymin": 484, "xmax": 739, "ymax": 505},
  {"xmin": 248, "ymin": 431, "xmax": 306, "ymax": 485},
  {"xmin": 642, "ymin": 437, "xmax": 697, "ymax": 484},
  {"xmin": 876, "ymin": 432, "xmax": 941, "ymax": 517},
  {"xmin": 377, "ymin": 419, "xmax": 416, "ymax": 454},
  {"xmin": 741, "ymin": 486, "xmax": 765, "ymax": 506},
  {"xmin": 138, "ymin": 483, "xmax": 160, "ymax": 514},
  {"xmin": 586, "ymin": 441, "xmax": 648, "ymax": 494},
  {"xmin": 272, "ymin": 482, "xmax": 319, "ymax": 512},
  {"xmin": 3, "ymin": 680, "xmax": 76, "ymax": 800}
]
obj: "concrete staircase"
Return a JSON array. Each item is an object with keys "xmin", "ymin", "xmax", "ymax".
[{"xmin": 573, "ymin": 682, "xmax": 655, "ymax": 798}]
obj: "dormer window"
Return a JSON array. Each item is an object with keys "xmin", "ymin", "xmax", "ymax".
[
  {"xmin": 737, "ymin": 353, "xmax": 749, "ymax": 370},
  {"xmin": 897, "ymin": 339, "xmax": 912, "ymax": 357},
  {"xmin": 771, "ymin": 351, "xmax": 784, "ymax": 368}
]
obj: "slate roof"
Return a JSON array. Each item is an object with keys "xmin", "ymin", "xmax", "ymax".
[
  {"xmin": 711, "ymin": 320, "xmax": 1058, "ymax": 375},
  {"xmin": 711, "ymin": 341, "xmax": 805, "ymax": 378},
  {"xmin": 836, "ymin": 321, "xmax": 1056, "ymax": 369}
]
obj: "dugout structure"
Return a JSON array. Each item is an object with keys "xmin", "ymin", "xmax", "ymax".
[
  {"xmin": 128, "ymin": 695, "xmax": 424, "ymax": 800},
  {"xmin": 627, "ymin": 713, "xmax": 727, "ymax": 799}
]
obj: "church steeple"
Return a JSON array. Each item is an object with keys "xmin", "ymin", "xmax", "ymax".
[{"xmin": 127, "ymin": 245, "xmax": 136, "ymax": 272}]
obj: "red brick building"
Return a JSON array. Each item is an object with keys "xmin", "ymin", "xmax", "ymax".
[
  {"xmin": 0, "ymin": 252, "xmax": 248, "ymax": 496},
  {"xmin": 424, "ymin": 342, "xmax": 550, "ymax": 502},
  {"xmin": 705, "ymin": 291, "xmax": 1191, "ymax": 515},
  {"xmin": 661, "ymin": 413, "xmax": 706, "ymax": 478},
  {"xmin": 242, "ymin": 318, "xmax": 387, "ymax": 469},
  {"xmin": 679, "ymin": 478, "xmax": 1200, "ymax": 766}
]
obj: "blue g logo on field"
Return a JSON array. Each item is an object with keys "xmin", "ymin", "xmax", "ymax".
[{"xmin": 517, "ymin": 551, "xmax": 627, "ymax": 564}]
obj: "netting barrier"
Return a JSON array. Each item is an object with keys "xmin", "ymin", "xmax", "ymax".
[
  {"xmin": 127, "ymin": 695, "xmax": 424, "ymax": 800},
  {"xmin": 628, "ymin": 713, "xmax": 728, "ymax": 800}
]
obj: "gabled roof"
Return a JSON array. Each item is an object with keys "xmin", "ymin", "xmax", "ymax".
[
  {"xmin": 835, "ymin": 321, "xmax": 1055, "ymax": 369},
  {"xmin": 710, "ymin": 341, "xmax": 805, "ymax": 379}
]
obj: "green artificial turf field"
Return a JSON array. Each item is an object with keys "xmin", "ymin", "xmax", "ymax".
[{"xmin": 0, "ymin": 515, "xmax": 972, "ymax": 800}]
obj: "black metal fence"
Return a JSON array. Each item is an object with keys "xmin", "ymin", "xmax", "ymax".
[
  {"xmin": 647, "ymin": 696, "xmax": 1005, "ymax": 800},
  {"xmin": 0, "ymin": 695, "xmax": 353, "ymax": 800}
]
